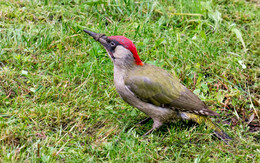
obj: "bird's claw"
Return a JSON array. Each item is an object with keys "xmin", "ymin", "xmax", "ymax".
[
  {"xmin": 143, "ymin": 128, "xmax": 155, "ymax": 137},
  {"xmin": 137, "ymin": 117, "xmax": 152, "ymax": 125}
]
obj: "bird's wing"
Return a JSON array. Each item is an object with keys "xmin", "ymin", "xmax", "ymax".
[{"xmin": 125, "ymin": 64, "xmax": 219, "ymax": 116}]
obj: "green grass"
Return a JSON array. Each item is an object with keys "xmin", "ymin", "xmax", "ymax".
[{"xmin": 0, "ymin": 0, "xmax": 259, "ymax": 162}]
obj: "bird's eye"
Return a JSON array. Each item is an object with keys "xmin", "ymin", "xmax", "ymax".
[{"xmin": 110, "ymin": 42, "xmax": 116, "ymax": 47}]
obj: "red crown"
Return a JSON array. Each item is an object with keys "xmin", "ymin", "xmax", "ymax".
[{"xmin": 108, "ymin": 36, "xmax": 143, "ymax": 66}]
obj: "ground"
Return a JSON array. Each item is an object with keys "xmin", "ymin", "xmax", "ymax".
[{"xmin": 0, "ymin": 0, "xmax": 259, "ymax": 162}]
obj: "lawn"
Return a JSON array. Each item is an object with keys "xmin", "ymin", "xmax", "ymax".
[{"xmin": 0, "ymin": 0, "xmax": 259, "ymax": 162}]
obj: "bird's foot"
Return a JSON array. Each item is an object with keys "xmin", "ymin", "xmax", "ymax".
[
  {"xmin": 143, "ymin": 128, "xmax": 155, "ymax": 137},
  {"xmin": 142, "ymin": 120, "xmax": 163, "ymax": 137},
  {"xmin": 137, "ymin": 117, "xmax": 152, "ymax": 125}
]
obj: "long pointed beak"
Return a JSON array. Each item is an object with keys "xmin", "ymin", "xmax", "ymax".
[
  {"xmin": 84, "ymin": 29, "xmax": 115, "ymax": 59},
  {"xmin": 83, "ymin": 29, "xmax": 108, "ymax": 46}
]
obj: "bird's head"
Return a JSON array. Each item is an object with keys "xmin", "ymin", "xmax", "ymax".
[{"xmin": 84, "ymin": 29, "xmax": 144, "ymax": 68}]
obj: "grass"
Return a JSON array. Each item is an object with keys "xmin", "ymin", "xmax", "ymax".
[{"xmin": 0, "ymin": 0, "xmax": 259, "ymax": 162}]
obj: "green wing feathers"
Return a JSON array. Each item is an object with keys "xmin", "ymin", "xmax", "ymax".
[
  {"xmin": 125, "ymin": 64, "xmax": 219, "ymax": 116},
  {"xmin": 125, "ymin": 64, "xmax": 183, "ymax": 104}
]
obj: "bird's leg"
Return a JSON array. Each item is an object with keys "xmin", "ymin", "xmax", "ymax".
[
  {"xmin": 143, "ymin": 120, "xmax": 163, "ymax": 137},
  {"xmin": 143, "ymin": 128, "xmax": 155, "ymax": 136},
  {"xmin": 137, "ymin": 117, "xmax": 152, "ymax": 125}
]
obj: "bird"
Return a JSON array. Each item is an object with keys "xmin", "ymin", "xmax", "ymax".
[{"xmin": 84, "ymin": 29, "xmax": 231, "ymax": 142}]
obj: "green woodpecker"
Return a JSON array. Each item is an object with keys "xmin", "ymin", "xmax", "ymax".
[{"xmin": 84, "ymin": 29, "xmax": 231, "ymax": 142}]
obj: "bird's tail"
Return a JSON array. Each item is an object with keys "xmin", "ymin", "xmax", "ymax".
[{"xmin": 180, "ymin": 112, "xmax": 232, "ymax": 143}]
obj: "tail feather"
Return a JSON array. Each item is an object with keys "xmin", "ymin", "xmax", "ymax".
[{"xmin": 180, "ymin": 112, "xmax": 232, "ymax": 143}]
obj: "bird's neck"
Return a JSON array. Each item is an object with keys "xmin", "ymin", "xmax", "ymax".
[
  {"xmin": 113, "ymin": 62, "xmax": 142, "ymax": 78},
  {"xmin": 113, "ymin": 63, "xmax": 141, "ymax": 92},
  {"xmin": 113, "ymin": 64, "xmax": 130, "ymax": 81}
]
